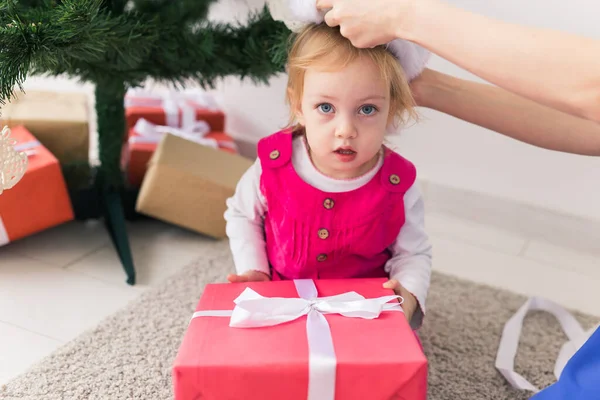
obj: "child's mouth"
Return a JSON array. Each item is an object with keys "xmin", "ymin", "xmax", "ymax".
[
  {"xmin": 334, "ymin": 147, "xmax": 357, "ymax": 162},
  {"xmin": 334, "ymin": 147, "xmax": 356, "ymax": 155}
]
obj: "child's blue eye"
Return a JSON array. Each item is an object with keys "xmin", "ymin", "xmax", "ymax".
[
  {"xmin": 318, "ymin": 103, "xmax": 334, "ymax": 113},
  {"xmin": 360, "ymin": 105, "xmax": 377, "ymax": 115}
]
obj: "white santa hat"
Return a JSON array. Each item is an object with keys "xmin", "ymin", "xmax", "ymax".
[{"xmin": 267, "ymin": 0, "xmax": 430, "ymax": 81}]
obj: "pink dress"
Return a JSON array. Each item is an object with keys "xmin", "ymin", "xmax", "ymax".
[{"xmin": 257, "ymin": 131, "xmax": 417, "ymax": 281}]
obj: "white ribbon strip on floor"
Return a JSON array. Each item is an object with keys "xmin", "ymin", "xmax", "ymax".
[{"xmin": 495, "ymin": 296, "xmax": 599, "ymax": 392}]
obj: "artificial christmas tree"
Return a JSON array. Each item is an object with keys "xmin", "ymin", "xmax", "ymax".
[{"xmin": 0, "ymin": 0, "xmax": 292, "ymax": 284}]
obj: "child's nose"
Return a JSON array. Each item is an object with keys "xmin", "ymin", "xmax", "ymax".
[{"xmin": 335, "ymin": 118, "xmax": 357, "ymax": 139}]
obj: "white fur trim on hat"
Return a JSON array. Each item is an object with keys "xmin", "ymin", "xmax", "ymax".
[
  {"xmin": 386, "ymin": 39, "xmax": 431, "ymax": 81},
  {"xmin": 266, "ymin": 0, "xmax": 430, "ymax": 80},
  {"xmin": 288, "ymin": 0, "xmax": 323, "ymax": 25}
]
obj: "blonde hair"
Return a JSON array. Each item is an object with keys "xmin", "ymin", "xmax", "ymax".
[{"xmin": 285, "ymin": 23, "xmax": 417, "ymax": 132}]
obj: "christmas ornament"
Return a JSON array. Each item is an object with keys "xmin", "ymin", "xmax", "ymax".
[{"xmin": 0, "ymin": 126, "xmax": 28, "ymax": 195}]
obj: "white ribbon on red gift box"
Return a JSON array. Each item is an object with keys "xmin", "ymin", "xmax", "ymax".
[
  {"xmin": 15, "ymin": 140, "xmax": 41, "ymax": 156},
  {"xmin": 190, "ymin": 279, "xmax": 404, "ymax": 400},
  {"xmin": 125, "ymin": 89, "xmax": 220, "ymax": 130},
  {"xmin": 0, "ymin": 216, "xmax": 8, "ymax": 247},
  {"xmin": 129, "ymin": 118, "xmax": 237, "ymax": 151},
  {"xmin": 130, "ymin": 117, "xmax": 216, "ymax": 148}
]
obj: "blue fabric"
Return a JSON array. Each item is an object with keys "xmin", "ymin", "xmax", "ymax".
[{"xmin": 531, "ymin": 326, "xmax": 600, "ymax": 399}]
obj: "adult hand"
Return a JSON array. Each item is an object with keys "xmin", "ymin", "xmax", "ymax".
[{"xmin": 316, "ymin": 0, "xmax": 418, "ymax": 48}]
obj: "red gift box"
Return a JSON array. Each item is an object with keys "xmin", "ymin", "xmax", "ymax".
[
  {"xmin": 173, "ymin": 278, "xmax": 428, "ymax": 400},
  {"xmin": 124, "ymin": 89, "xmax": 225, "ymax": 133},
  {"xmin": 123, "ymin": 118, "xmax": 238, "ymax": 187},
  {"xmin": 0, "ymin": 125, "xmax": 74, "ymax": 246}
]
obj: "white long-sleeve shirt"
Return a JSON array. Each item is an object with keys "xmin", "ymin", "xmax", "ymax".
[{"xmin": 224, "ymin": 136, "xmax": 432, "ymax": 328}]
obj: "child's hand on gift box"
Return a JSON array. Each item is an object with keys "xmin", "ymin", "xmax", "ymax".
[
  {"xmin": 227, "ymin": 270, "xmax": 271, "ymax": 283},
  {"xmin": 383, "ymin": 279, "xmax": 417, "ymax": 323}
]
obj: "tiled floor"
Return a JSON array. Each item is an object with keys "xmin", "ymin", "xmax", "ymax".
[{"xmin": 1, "ymin": 197, "xmax": 599, "ymax": 385}]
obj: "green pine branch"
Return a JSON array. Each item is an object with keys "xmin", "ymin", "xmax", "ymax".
[
  {"xmin": 1, "ymin": 2, "xmax": 291, "ymax": 106},
  {"xmin": 132, "ymin": 0, "xmax": 213, "ymax": 24},
  {"xmin": 137, "ymin": 7, "xmax": 291, "ymax": 87},
  {"xmin": 0, "ymin": 0, "xmax": 130, "ymax": 102}
]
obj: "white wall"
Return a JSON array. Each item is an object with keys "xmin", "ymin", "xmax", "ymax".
[{"xmin": 18, "ymin": 0, "xmax": 600, "ymax": 221}]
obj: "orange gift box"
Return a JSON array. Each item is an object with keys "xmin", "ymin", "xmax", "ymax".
[
  {"xmin": 0, "ymin": 125, "xmax": 74, "ymax": 246},
  {"xmin": 124, "ymin": 90, "xmax": 225, "ymax": 133},
  {"xmin": 123, "ymin": 119, "xmax": 238, "ymax": 187}
]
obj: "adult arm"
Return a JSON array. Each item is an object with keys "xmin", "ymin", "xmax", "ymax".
[{"xmin": 412, "ymin": 69, "xmax": 600, "ymax": 156}]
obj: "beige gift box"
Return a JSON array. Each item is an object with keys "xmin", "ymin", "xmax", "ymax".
[
  {"xmin": 0, "ymin": 90, "xmax": 90, "ymax": 163},
  {"xmin": 136, "ymin": 133, "xmax": 253, "ymax": 238}
]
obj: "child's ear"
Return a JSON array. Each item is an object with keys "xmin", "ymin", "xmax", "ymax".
[
  {"xmin": 296, "ymin": 109, "xmax": 306, "ymax": 126},
  {"xmin": 288, "ymin": 88, "xmax": 305, "ymax": 125}
]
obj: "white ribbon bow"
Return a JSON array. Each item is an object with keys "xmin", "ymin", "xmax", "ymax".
[
  {"xmin": 191, "ymin": 279, "xmax": 403, "ymax": 400},
  {"xmin": 125, "ymin": 89, "xmax": 220, "ymax": 129}
]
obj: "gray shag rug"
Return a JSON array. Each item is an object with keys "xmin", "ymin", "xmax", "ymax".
[{"xmin": 1, "ymin": 240, "xmax": 597, "ymax": 399}]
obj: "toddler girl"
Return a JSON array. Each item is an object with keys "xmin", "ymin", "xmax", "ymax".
[{"xmin": 224, "ymin": 23, "xmax": 432, "ymax": 329}]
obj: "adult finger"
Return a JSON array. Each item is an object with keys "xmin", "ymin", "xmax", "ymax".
[
  {"xmin": 323, "ymin": 9, "xmax": 339, "ymax": 27},
  {"xmin": 316, "ymin": 0, "xmax": 334, "ymax": 10}
]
